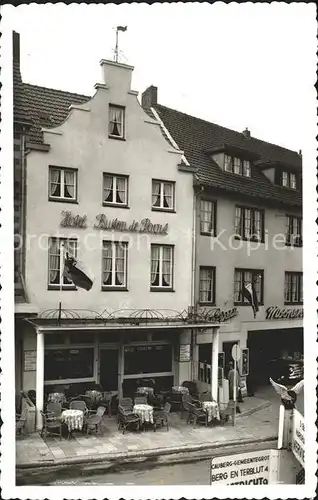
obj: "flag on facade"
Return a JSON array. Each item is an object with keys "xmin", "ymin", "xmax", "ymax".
[
  {"xmin": 117, "ymin": 26, "xmax": 127, "ymax": 32},
  {"xmin": 63, "ymin": 254, "xmax": 94, "ymax": 291},
  {"xmin": 243, "ymin": 281, "xmax": 259, "ymax": 318}
]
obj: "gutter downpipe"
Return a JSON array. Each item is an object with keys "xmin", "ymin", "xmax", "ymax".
[
  {"xmin": 20, "ymin": 128, "xmax": 27, "ymax": 301},
  {"xmin": 191, "ymin": 184, "xmax": 204, "ymax": 380}
]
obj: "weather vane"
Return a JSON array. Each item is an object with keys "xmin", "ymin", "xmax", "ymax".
[
  {"xmin": 114, "ymin": 26, "xmax": 127, "ymax": 63},
  {"xmin": 270, "ymin": 377, "xmax": 304, "ymax": 410}
]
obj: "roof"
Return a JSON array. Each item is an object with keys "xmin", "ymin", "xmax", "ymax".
[
  {"xmin": 152, "ymin": 104, "xmax": 302, "ymax": 208},
  {"xmin": 13, "ymin": 65, "xmax": 302, "ymax": 208}
]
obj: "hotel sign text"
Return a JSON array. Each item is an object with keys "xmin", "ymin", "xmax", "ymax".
[
  {"xmin": 265, "ymin": 306, "xmax": 303, "ymax": 320},
  {"xmin": 60, "ymin": 211, "xmax": 168, "ymax": 235}
]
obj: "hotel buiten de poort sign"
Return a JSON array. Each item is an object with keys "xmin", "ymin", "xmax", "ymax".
[{"xmin": 60, "ymin": 211, "xmax": 168, "ymax": 234}]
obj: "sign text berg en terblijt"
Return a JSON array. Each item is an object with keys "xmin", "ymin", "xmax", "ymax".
[
  {"xmin": 211, "ymin": 450, "xmax": 273, "ymax": 485},
  {"xmin": 60, "ymin": 210, "xmax": 169, "ymax": 235}
]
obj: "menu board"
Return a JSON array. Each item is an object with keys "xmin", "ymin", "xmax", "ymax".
[
  {"xmin": 24, "ymin": 350, "xmax": 36, "ymax": 371},
  {"xmin": 179, "ymin": 344, "xmax": 191, "ymax": 362}
]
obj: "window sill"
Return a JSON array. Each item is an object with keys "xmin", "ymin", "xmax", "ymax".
[
  {"xmin": 108, "ymin": 135, "xmax": 126, "ymax": 141},
  {"xmin": 285, "ymin": 242, "xmax": 303, "ymax": 248},
  {"xmin": 150, "ymin": 287, "xmax": 175, "ymax": 292},
  {"xmin": 199, "ymin": 301, "xmax": 216, "ymax": 306},
  {"xmin": 47, "ymin": 285, "xmax": 77, "ymax": 291},
  {"xmin": 102, "ymin": 202, "xmax": 130, "ymax": 209},
  {"xmin": 234, "ymin": 302, "xmax": 263, "ymax": 307},
  {"xmin": 200, "ymin": 232, "xmax": 216, "ymax": 237},
  {"xmin": 234, "ymin": 235, "xmax": 264, "ymax": 243},
  {"xmin": 151, "ymin": 207, "xmax": 176, "ymax": 214},
  {"xmin": 284, "ymin": 302, "xmax": 303, "ymax": 306},
  {"xmin": 48, "ymin": 197, "xmax": 78, "ymax": 204},
  {"xmin": 102, "ymin": 286, "xmax": 128, "ymax": 291}
]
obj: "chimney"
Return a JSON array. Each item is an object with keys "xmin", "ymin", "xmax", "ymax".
[
  {"xmin": 298, "ymin": 150, "xmax": 302, "ymax": 157},
  {"xmin": 100, "ymin": 59, "xmax": 134, "ymax": 94},
  {"xmin": 141, "ymin": 85, "xmax": 158, "ymax": 109},
  {"xmin": 242, "ymin": 127, "xmax": 251, "ymax": 138},
  {"xmin": 13, "ymin": 31, "xmax": 20, "ymax": 64}
]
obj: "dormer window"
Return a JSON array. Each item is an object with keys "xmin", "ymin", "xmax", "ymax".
[
  {"xmin": 224, "ymin": 154, "xmax": 251, "ymax": 177},
  {"xmin": 282, "ymin": 171, "xmax": 297, "ymax": 189}
]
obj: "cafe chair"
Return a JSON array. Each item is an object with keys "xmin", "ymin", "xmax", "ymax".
[
  {"xmin": 85, "ymin": 406, "xmax": 106, "ymax": 435},
  {"xmin": 134, "ymin": 396, "xmax": 148, "ymax": 405},
  {"xmin": 46, "ymin": 402, "xmax": 63, "ymax": 420},
  {"xmin": 69, "ymin": 399, "xmax": 88, "ymax": 414},
  {"xmin": 117, "ymin": 405, "xmax": 140, "ymax": 434},
  {"xmin": 199, "ymin": 392, "xmax": 213, "ymax": 403},
  {"xmin": 16, "ymin": 407, "xmax": 28, "ymax": 437},
  {"xmin": 153, "ymin": 402, "xmax": 171, "ymax": 432},
  {"xmin": 187, "ymin": 402, "xmax": 208, "ymax": 427},
  {"xmin": 119, "ymin": 397, "xmax": 133, "ymax": 411},
  {"xmin": 40, "ymin": 410, "xmax": 63, "ymax": 440}
]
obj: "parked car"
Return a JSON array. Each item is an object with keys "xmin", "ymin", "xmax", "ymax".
[{"xmin": 268, "ymin": 357, "xmax": 304, "ymax": 385}]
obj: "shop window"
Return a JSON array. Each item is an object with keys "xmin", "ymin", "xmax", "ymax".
[
  {"xmin": 200, "ymin": 199, "xmax": 216, "ymax": 236},
  {"xmin": 234, "ymin": 206, "xmax": 264, "ymax": 241},
  {"xmin": 122, "ymin": 331, "xmax": 149, "ymax": 343},
  {"xmin": 45, "ymin": 333, "xmax": 67, "ymax": 346},
  {"xmin": 152, "ymin": 180, "xmax": 175, "ymax": 211},
  {"xmin": 284, "ymin": 272, "xmax": 303, "ymax": 304},
  {"xmin": 49, "ymin": 166, "xmax": 77, "ymax": 201},
  {"xmin": 124, "ymin": 345, "xmax": 172, "ymax": 375},
  {"xmin": 48, "ymin": 238, "xmax": 77, "ymax": 290},
  {"xmin": 44, "ymin": 348, "xmax": 94, "ymax": 381},
  {"xmin": 69, "ymin": 332, "xmax": 95, "ymax": 344}
]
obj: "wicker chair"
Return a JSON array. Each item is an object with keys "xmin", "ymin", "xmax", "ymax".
[
  {"xmin": 118, "ymin": 397, "xmax": 133, "ymax": 411},
  {"xmin": 85, "ymin": 406, "xmax": 106, "ymax": 435},
  {"xmin": 117, "ymin": 405, "xmax": 140, "ymax": 434},
  {"xmin": 187, "ymin": 402, "xmax": 208, "ymax": 427},
  {"xmin": 16, "ymin": 407, "xmax": 28, "ymax": 437},
  {"xmin": 134, "ymin": 396, "xmax": 147, "ymax": 405},
  {"xmin": 69, "ymin": 399, "xmax": 88, "ymax": 414},
  {"xmin": 40, "ymin": 410, "xmax": 63, "ymax": 440},
  {"xmin": 153, "ymin": 402, "xmax": 171, "ymax": 432},
  {"xmin": 46, "ymin": 402, "xmax": 63, "ymax": 419}
]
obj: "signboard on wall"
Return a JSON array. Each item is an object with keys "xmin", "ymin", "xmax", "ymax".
[
  {"xmin": 179, "ymin": 344, "xmax": 191, "ymax": 362},
  {"xmin": 24, "ymin": 350, "xmax": 36, "ymax": 371},
  {"xmin": 292, "ymin": 409, "xmax": 305, "ymax": 467}
]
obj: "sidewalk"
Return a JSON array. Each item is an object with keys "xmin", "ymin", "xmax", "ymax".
[{"xmin": 16, "ymin": 394, "xmax": 277, "ymax": 474}]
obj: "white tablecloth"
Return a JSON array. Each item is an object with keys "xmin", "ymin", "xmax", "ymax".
[
  {"xmin": 202, "ymin": 401, "xmax": 220, "ymax": 422},
  {"xmin": 137, "ymin": 386, "xmax": 154, "ymax": 396},
  {"xmin": 172, "ymin": 386, "xmax": 189, "ymax": 395},
  {"xmin": 133, "ymin": 404, "xmax": 154, "ymax": 424},
  {"xmin": 61, "ymin": 409, "xmax": 84, "ymax": 431}
]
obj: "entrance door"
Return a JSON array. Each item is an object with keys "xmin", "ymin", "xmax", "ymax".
[{"xmin": 99, "ymin": 349, "xmax": 119, "ymax": 391}]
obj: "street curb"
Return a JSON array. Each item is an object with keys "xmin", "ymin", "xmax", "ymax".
[
  {"xmin": 237, "ymin": 399, "xmax": 271, "ymax": 418},
  {"xmin": 16, "ymin": 434, "xmax": 278, "ymax": 472}
]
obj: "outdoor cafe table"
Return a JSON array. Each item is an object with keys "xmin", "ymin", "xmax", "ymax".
[
  {"xmin": 47, "ymin": 392, "xmax": 66, "ymax": 404},
  {"xmin": 133, "ymin": 404, "xmax": 154, "ymax": 425},
  {"xmin": 61, "ymin": 409, "xmax": 84, "ymax": 438},
  {"xmin": 136, "ymin": 386, "xmax": 154, "ymax": 396},
  {"xmin": 201, "ymin": 401, "xmax": 220, "ymax": 423},
  {"xmin": 172, "ymin": 386, "xmax": 189, "ymax": 395}
]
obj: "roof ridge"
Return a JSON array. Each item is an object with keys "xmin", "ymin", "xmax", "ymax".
[
  {"xmin": 23, "ymin": 82, "xmax": 91, "ymax": 100},
  {"xmin": 155, "ymin": 103, "xmax": 300, "ymax": 157}
]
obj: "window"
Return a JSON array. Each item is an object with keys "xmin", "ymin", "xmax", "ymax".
[
  {"xmin": 199, "ymin": 267, "xmax": 216, "ymax": 304},
  {"xmin": 124, "ymin": 345, "xmax": 172, "ymax": 375},
  {"xmin": 234, "ymin": 206, "xmax": 264, "ymax": 241},
  {"xmin": 152, "ymin": 180, "xmax": 175, "ymax": 211},
  {"xmin": 151, "ymin": 245, "xmax": 173, "ymax": 289},
  {"xmin": 286, "ymin": 215, "xmax": 302, "ymax": 246},
  {"xmin": 285, "ymin": 272, "xmax": 303, "ymax": 304},
  {"xmin": 282, "ymin": 171, "xmax": 297, "ymax": 189},
  {"xmin": 103, "ymin": 174, "xmax": 128, "ymax": 206},
  {"xmin": 102, "ymin": 241, "xmax": 128, "ymax": 289},
  {"xmin": 49, "ymin": 167, "xmax": 77, "ymax": 201},
  {"xmin": 44, "ymin": 348, "xmax": 94, "ymax": 381},
  {"xmin": 234, "ymin": 269, "xmax": 264, "ymax": 305},
  {"xmin": 224, "ymin": 154, "xmax": 251, "ymax": 177},
  {"xmin": 48, "ymin": 238, "xmax": 77, "ymax": 289},
  {"xmin": 200, "ymin": 200, "xmax": 216, "ymax": 235},
  {"xmin": 109, "ymin": 105, "xmax": 125, "ymax": 138}
]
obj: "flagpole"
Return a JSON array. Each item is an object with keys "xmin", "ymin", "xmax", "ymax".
[{"xmin": 114, "ymin": 29, "xmax": 119, "ymax": 63}]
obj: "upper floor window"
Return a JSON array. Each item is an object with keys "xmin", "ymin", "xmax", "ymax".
[
  {"xmin": 49, "ymin": 167, "xmax": 77, "ymax": 202},
  {"xmin": 286, "ymin": 215, "xmax": 302, "ymax": 247},
  {"xmin": 102, "ymin": 241, "xmax": 128, "ymax": 289},
  {"xmin": 109, "ymin": 105, "xmax": 125, "ymax": 139},
  {"xmin": 282, "ymin": 171, "xmax": 297, "ymax": 189},
  {"xmin": 284, "ymin": 272, "xmax": 303, "ymax": 304},
  {"xmin": 224, "ymin": 154, "xmax": 251, "ymax": 177},
  {"xmin": 151, "ymin": 245, "xmax": 174, "ymax": 290},
  {"xmin": 234, "ymin": 269, "xmax": 264, "ymax": 306},
  {"xmin": 200, "ymin": 199, "xmax": 216, "ymax": 235},
  {"xmin": 234, "ymin": 206, "xmax": 264, "ymax": 241},
  {"xmin": 48, "ymin": 238, "xmax": 77, "ymax": 289},
  {"xmin": 152, "ymin": 180, "xmax": 175, "ymax": 211},
  {"xmin": 103, "ymin": 174, "xmax": 128, "ymax": 206},
  {"xmin": 199, "ymin": 266, "xmax": 216, "ymax": 304}
]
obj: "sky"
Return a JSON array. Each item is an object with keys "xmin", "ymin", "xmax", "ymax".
[{"xmin": 3, "ymin": 2, "xmax": 317, "ymax": 155}]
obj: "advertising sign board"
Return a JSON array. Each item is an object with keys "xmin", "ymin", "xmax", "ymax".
[
  {"xmin": 292, "ymin": 409, "xmax": 305, "ymax": 467},
  {"xmin": 231, "ymin": 344, "xmax": 241, "ymax": 362},
  {"xmin": 211, "ymin": 449, "xmax": 278, "ymax": 485}
]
